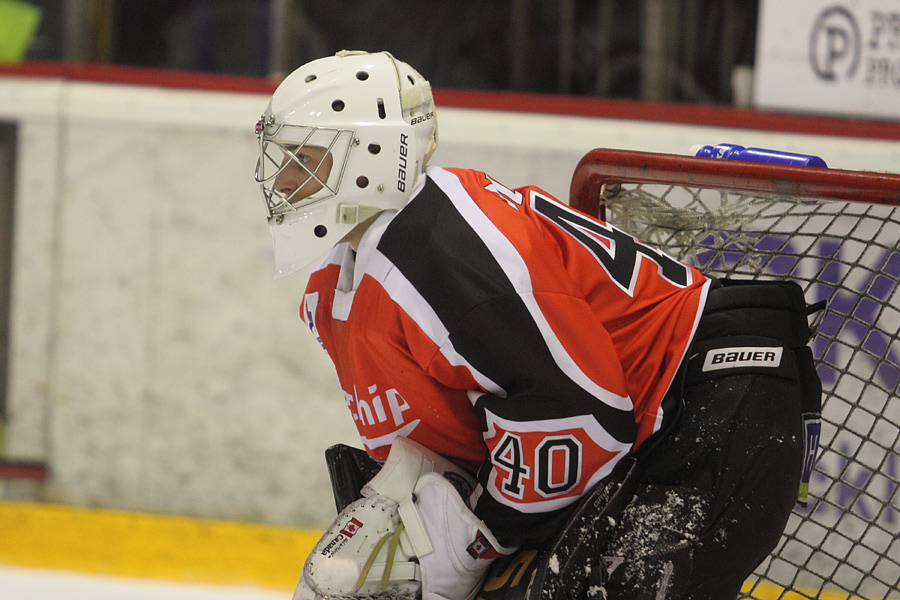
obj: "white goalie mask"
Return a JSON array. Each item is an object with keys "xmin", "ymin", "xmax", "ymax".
[{"xmin": 255, "ymin": 50, "xmax": 438, "ymax": 278}]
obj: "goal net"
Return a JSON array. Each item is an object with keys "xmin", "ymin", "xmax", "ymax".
[{"xmin": 569, "ymin": 148, "xmax": 900, "ymax": 600}]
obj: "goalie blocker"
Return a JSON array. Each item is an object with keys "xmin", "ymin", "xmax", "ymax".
[{"xmin": 315, "ymin": 279, "xmax": 821, "ymax": 600}]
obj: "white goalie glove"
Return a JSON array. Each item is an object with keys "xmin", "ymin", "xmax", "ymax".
[{"xmin": 294, "ymin": 438, "xmax": 516, "ymax": 600}]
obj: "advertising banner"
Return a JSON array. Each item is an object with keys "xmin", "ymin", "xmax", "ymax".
[{"xmin": 755, "ymin": 0, "xmax": 900, "ymax": 121}]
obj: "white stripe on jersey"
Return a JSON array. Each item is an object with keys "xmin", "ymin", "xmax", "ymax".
[
  {"xmin": 428, "ymin": 167, "xmax": 634, "ymax": 413},
  {"xmin": 360, "ymin": 418, "xmax": 422, "ymax": 451}
]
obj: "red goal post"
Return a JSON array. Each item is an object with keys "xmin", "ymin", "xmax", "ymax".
[
  {"xmin": 569, "ymin": 148, "xmax": 900, "ymax": 600},
  {"xmin": 570, "ymin": 148, "xmax": 900, "ymax": 216}
]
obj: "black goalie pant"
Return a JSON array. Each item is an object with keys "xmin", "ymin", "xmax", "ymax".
[
  {"xmin": 596, "ymin": 280, "xmax": 821, "ymax": 600},
  {"xmin": 599, "ymin": 372, "xmax": 803, "ymax": 599}
]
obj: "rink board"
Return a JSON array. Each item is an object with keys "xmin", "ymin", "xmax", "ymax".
[{"xmin": 0, "ymin": 500, "xmax": 887, "ymax": 598}]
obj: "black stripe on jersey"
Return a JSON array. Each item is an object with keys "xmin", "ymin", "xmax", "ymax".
[{"xmin": 377, "ymin": 176, "xmax": 635, "ymax": 444}]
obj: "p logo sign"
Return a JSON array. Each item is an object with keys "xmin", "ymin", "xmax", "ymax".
[{"xmin": 809, "ymin": 6, "xmax": 862, "ymax": 81}]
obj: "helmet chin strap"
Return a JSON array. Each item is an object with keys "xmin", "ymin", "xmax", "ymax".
[
  {"xmin": 338, "ymin": 206, "xmax": 391, "ymax": 252},
  {"xmin": 338, "ymin": 204, "xmax": 384, "ymax": 226}
]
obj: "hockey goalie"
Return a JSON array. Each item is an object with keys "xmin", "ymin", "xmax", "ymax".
[{"xmin": 254, "ymin": 51, "xmax": 822, "ymax": 600}]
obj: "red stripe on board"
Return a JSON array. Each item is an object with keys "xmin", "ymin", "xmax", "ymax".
[
  {"xmin": 433, "ymin": 88, "xmax": 900, "ymax": 141},
  {"xmin": 1, "ymin": 61, "xmax": 899, "ymax": 140},
  {"xmin": 0, "ymin": 460, "xmax": 48, "ymax": 481},
  {"xmin": 0, "ymin": 60, "xmax": 276, "ymax": 94}
]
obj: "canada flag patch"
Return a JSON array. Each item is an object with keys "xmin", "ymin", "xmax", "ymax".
[
  {"xmin": 341, "ymin": 517, "xmax": 363, "ymax": 538},
  {"xmin": 466, "ymin": 530, "xmax": 505, "ymax": 560}
]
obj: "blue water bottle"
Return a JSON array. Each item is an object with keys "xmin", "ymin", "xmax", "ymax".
[{"xmin": 691, "ymin": 143, "xmax": 828, "ymax": 168}]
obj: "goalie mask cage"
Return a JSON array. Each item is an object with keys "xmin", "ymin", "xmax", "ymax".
[{"xmin": 570, "ymin": 149, "xmax": 900, "ymax": 600}]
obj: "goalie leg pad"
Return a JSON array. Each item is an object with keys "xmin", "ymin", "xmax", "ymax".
[
  {"xmin": 324, "ymin": 437, "xmax": 477, "ymax": 515},
  {"xmin": 522, "ymin": 478, "xmax": 703, "ymax": 600},
  {"xmin": 604, "ymin": 539, "xmax": 693, "ymax": 600},
  {"xmin": 601, "ymin": 489, "xmax": 700, "ymax": 600},
  {"xmin": 363, "ymin": 437, "xmax": 476, "ymax": 504},
  {"xmin": 294, "ymin": 494, "xmax": 421, "ymax": 600},
  {"xmin": 414, "ymin": 472, "xmax": 517, "ymax": 600},
  {"xmin": 302, "ymin": 438, "xmax": 493, "ymax": 600},
  {"xmin": 525, "ymin": 456, "xmax": 642, "ymax": 600}
]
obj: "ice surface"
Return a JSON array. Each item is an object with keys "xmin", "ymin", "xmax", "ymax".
[{"xmin": 0, "ymin": 565, "xmax": 287, "ymax": 600}]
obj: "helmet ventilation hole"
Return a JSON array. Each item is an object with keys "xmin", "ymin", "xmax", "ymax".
[
  {"xmin": 356, "ymin": 176, "xmax": 369, "ymax": 188},
  {"xmin": 332, "ymin": 99, "xmax": 345, "ymax": 112},
  {"xmin": 305, "ymin": 74, "xmax": 317, "ymax": 83},
  {"xmin": 367, "ymin": 143, "xmax": 381, "ymax": 154},
  {"xmin": 407, "ymin": 75, "xmax": 415, "ymax": 85},
  {"xmin": 356, "ymin": 71, "xmax": 369, "ymax": 81},
  {"xmin": 314, "ymin": 225, "xmax": 328, "ymax": 238},
  {"xmin": 377, "ymin": 98, "xmax": 386, "ymax": 119}
]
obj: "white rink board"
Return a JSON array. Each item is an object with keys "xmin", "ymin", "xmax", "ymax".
[{"xmin": 0, "ymin": 75, "xmax": 898, "ymax": 530}]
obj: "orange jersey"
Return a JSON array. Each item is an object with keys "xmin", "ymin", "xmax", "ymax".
[{"xmin": 302, "ymin": 166, "xmax": 710, "ymax": 542}]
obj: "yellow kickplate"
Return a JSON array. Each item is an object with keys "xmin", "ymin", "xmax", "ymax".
[
  {"xmin": 741, "ymin": 578, "xmax": 879, "ymax": 600},
  {"xmin": 0, "ymin": 501, "xmax": 322, "ymax": 590}
]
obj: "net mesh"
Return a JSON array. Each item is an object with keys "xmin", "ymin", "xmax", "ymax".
[{"xmin": 597, "ymin": 179, "xmax": 900, "ymax": 600}]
